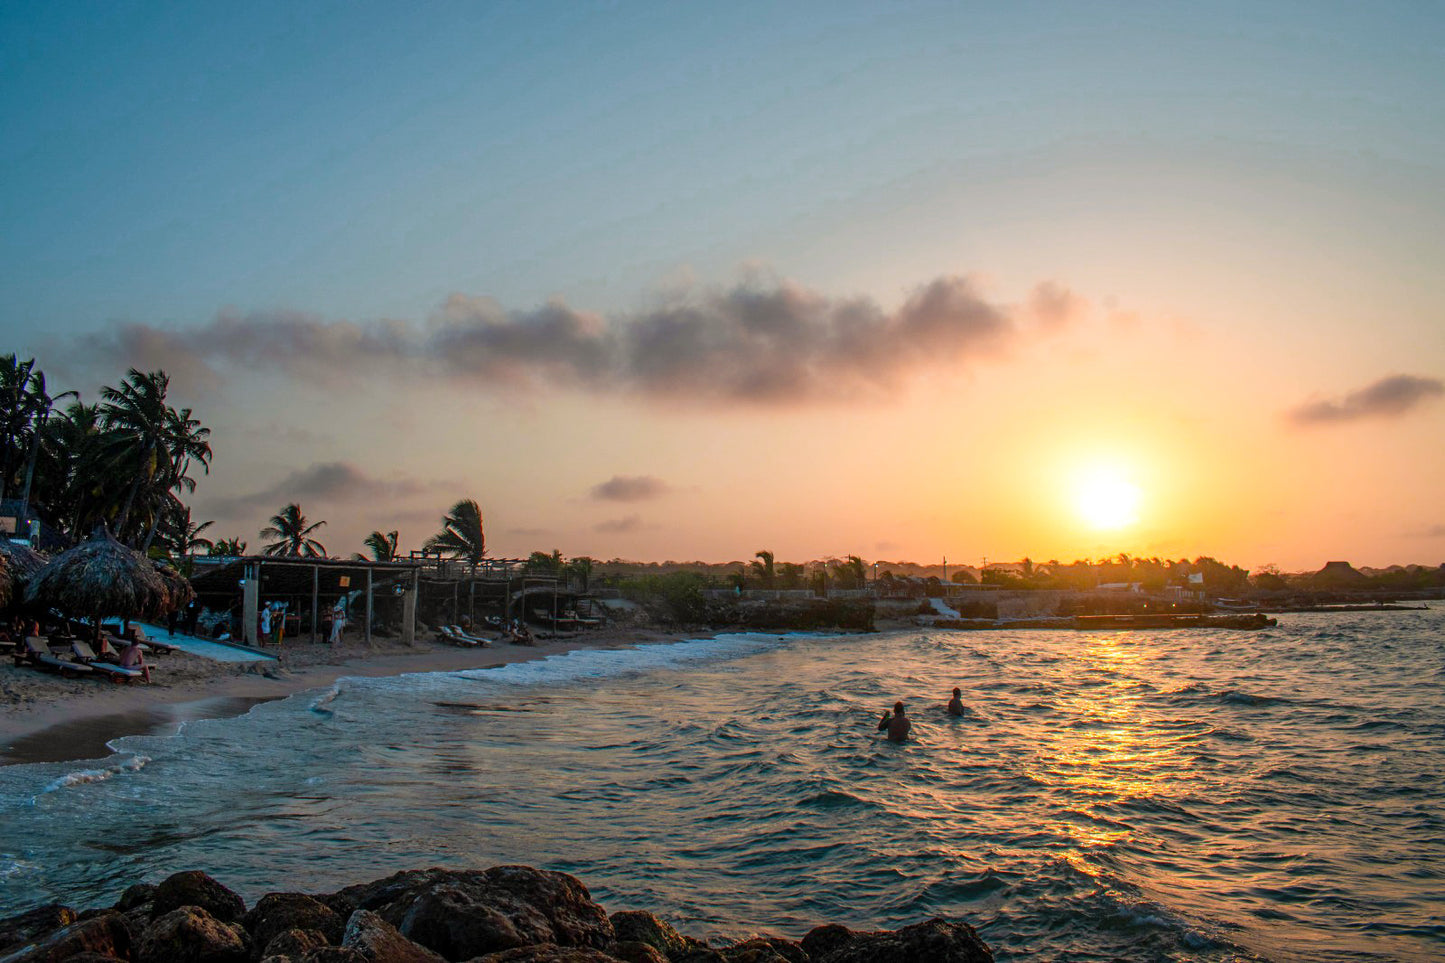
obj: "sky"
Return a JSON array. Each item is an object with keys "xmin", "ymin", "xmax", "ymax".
[{"xmin": 3, "ymin": 0, "xmax": 1443, "ymax": 570}]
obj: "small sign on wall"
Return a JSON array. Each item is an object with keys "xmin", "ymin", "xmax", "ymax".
[{"xmin": 339, "ymin": 576, "xmax": 351, "ymax": 588}]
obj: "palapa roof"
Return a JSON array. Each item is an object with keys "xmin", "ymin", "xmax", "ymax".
[
  {"xmin": 0, "ymin": 553, "xmax": 12, "ymax": 610},
  {"xmin": 0, "ymin": 537, "xmax": 47, "ymax": 581},
  {"xmin": 152, "ymin": 560, "xmax": 197, "ymax": 611},
  {"xmin": 25, "ymin": 526, "xmax": 172, "ymax": 620}
]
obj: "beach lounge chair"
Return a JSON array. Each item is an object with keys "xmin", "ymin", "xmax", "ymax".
[
  {"xmin": 19, "ymin": 637, "xmax": 94, "ymax": 677},
  {"xmin": 436, "ymin": 626, "xmax": 478, "ymax": 647},
  {"xmin": 447, "ymin": 625, "xmax": 492, "ymax": 647},
  {"xmin": 127, "ymin": 626, "xmax": 176, "ymax": 655},
  {"xmin": 70, "ymin": 641, "xmax": 145, "ymax": 683}
]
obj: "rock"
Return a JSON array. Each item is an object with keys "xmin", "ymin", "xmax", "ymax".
[
  {"xmin": 331, "ymin": 866, "xmax": 612, "ymax": 961},
  {"xmin": 115, "ymin": 883, "xmax": 157, "ymax": 913},
  {"xmin": 2, "ymin": 913, "xmax": 132, "ymax": 962},
  {"xmin": 0, "ymin": 904, "xmax": 77, "ymax": 955},
  {"xmin": 152, "ymin": 870, "xmax": 247, "ymax": 924},
  {"xmin": 609, "ymin": 942, "xmax": 670, "ymax": 963},
  {"xmin": 245, "ymin": 893, "xmax": 345, "ymax": 954},
  {"xmin": 467, "ymin": 946, "xmax": 628, "ymax": 963},
  {"xmin": 136, "ymin": 906, "xmax": 250, "ymax": 963},
  {"xmin": 671, "ymin": 946, "xmax": 724, "ymax": 963},
  {"xmin": 341, "ymin": 910, "xmax": 444, "ymax": 962},
  {"xmin": 261, "ymin": 928, "xmax": 331, "ymax": 959},
  {"xmin": 720, "ymin": 937, "xmax": 806, "ymax": 963},
  {"xmin": 298, "ymin": 949, "xmax": 366, "ymax": 963},
  {"xmin": 802, "ymin": 917, "xmax": 992, "ymax": 963},
  {"xmin": 606, "ymin": 912, "xmax": 688, "ymax": 959}
]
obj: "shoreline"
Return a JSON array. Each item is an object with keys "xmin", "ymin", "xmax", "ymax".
[{"xmin": 0, "ymin": 627, "xmax": 694, "ymax": 767}]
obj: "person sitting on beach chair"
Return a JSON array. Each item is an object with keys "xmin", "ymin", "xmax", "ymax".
[{"xmin": 119, "ymin": 640, "xmax": 152, "ymax": 683}]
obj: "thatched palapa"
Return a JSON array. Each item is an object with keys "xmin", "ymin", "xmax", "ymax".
[
  {"xmin": 0, "ymin": 553, "xmax": 12, "ymax": 610},
  {"xmin": 152, "ymin": 560, "xmax": 196, "ymax": 612},
  {"xmin": 0, "ymin": 536, "xmax": 47, "ymax": 583},
  {"xmin": 25, "ymin": 526, "xmax": 171, "ymax": 630}
]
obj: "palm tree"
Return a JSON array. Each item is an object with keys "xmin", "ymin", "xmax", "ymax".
[
  {"xmin": 211, "ymin": 537, "xmax": 247, "ymax": 556},
  {"xmin": 357, "ymin": 530, "xmax": 399, "ymax": 562},
  {"xmin": 100, "ymin": 369, "xmax": 174, "ymax": 541},
  {"xmin": 424, "ymin": 499, "xmax": 485, "ymax": 564},
  {"xmin": 260, "ymin": 503, "xmax": 327, "ymax": 557},
  {"xmin": 750, "ymin": 549, "xmax": 776, "ymax": 587},
  {"xmin": 0, "ymin": 354, "xmax": 37, "ymax": 502},
  {"xmin": 15, "ymin": 367, "xmax": 77, "ymax": 523}
]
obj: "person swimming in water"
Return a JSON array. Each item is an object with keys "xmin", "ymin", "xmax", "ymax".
[
  {"xmin": 879, "ymin": 701, "xmax": 911, "ymax": 742},
  {"xmin": 947, "ymin": 687, "xmax": 965, "ymax": 716}
]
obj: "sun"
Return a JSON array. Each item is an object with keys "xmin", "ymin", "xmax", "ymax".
[{"xmin": 1074, "ymin": 466, "xmax": 1142, "ymax": 530}]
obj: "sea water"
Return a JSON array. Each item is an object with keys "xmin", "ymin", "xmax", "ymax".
[{"xmin": 2, "ymin": 610, "xmax": 1442, "ymax": 962}]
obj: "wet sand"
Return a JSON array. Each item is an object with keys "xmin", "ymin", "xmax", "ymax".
[{"xmin": 0, "ymin": 627, "xmax": 691, "ymax": 767}]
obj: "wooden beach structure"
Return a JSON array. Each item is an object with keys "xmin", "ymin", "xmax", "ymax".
[{"xmin": 188, "ymin": 553, "xmax": 579, "ymax": 646}]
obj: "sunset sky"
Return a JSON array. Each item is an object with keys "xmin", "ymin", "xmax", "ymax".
[{"xmin": 4, "ymin": 2, "xmax": 1442, "ymax": 570}]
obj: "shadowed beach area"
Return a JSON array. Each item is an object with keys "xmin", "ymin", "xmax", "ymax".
[{"xmin": 0, "ymin": 627, "xmax": 690, "ymax": 767}]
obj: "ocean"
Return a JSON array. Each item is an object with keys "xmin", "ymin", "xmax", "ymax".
[{"xmin": 2, "ymin": 610, "xmax": 1442, "ymax": 962}]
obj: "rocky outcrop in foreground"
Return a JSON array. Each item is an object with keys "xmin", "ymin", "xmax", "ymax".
[{"xmin": 0, "ymin": 865, "xmax": 994, "ymax": 963}]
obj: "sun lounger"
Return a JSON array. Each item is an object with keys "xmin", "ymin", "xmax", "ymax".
[
  {"xmin": 127, "ymin": 627, "xmax": 176, "ymax": 654},
  {"xmin": 447, "ymin": 625, "xmax": 492, "ymax": 647},
  {"xmin": 436, "ymin": 626, "xmax": 479, "ymax": 647},
  {"xmin": 19, "ymin": 637, "xmax": 94, "ymax": 677},
  {"xmin": 70, "ymin": 641, "xmax": 145, "ymax": 683}
]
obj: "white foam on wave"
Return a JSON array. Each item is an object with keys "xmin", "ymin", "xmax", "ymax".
[
  {"xmin": 352, "ymin": 632, "xmax": 789, "ymax": 700},
  {"xmin": 39, "ymin": 754, "xmax": 150, "ymax": 795}
]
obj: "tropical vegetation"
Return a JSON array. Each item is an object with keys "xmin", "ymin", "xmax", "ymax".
[
  {"xmin": 0, "ymin": 356, "xmax": 212, "ymax": 555},
  {"xmin": 424, "ymin": 499, "xmax": 485, "ymax": 563},
  {"xmin": 260, "ymin": 503, "xmax": 328, "ymax": 557}
]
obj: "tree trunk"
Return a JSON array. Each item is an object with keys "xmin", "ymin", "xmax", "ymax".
[
  {"xmin": 115, "ymin": 441, "xmax": 156, "ymax": 541},
  {"xmin": 17, "ymin": 413, "xmax": 47, "ymax": 525}
]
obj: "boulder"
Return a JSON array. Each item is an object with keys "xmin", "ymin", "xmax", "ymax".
[
  {"xmin": 330, "ymin": 866, "xmax": 612, "ymax": 961},
  {"xmin": 467, "ymin": 946, "xmax": 628, "ymax": 963},
  {"xmin": 609, "ymin": 942, "xmax": 670, "ymax": 963},
  {"xmin": 802, "ymin": 917, "xmax": 992, "ymax": 963},
  {"xmin": 298, "ymin": 949, "xmax": 366, "ymax": 963},
  {"xmin": 0, "ymin": 913, "xmax": 130, "ymax": 963},
  {"xmin": 245, "ymin": 893, "xmax": 345, "ymax": 954},
  {"xmin": 341, "ymin": 910, "xmax": 444, "ymax": 963},
  {"xmin": 115, "ymin": 883, "xmax": 157, "ymax": 913},
  {"xmin": 0, "ymin": 904, "xmax": 77, "ymax": 955},
  {"xmin": 606, "ymin": 912, "xmax": 688, "ymax": 959},
  {"xmin": 261, "ymin": 928, "xmax": 331, "ymax": 959},
  {"xmin": 720, "ymin": 937, "xmax": 806, "ymax": 963},
  {"xmin": 136, "ymin": 905, "xmax": 249, "ymax": 963},
  {"xmin": 152, "ymin": 870, "xmax": 247, "ymax": 924}
]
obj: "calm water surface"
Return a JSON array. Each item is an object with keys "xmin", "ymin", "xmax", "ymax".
[{"xmin": 2, "ymin": 610, "xmax": 1442, "ymax": 962}]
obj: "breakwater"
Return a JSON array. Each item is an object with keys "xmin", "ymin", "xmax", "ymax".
[{"xmin": 0, "ymin": 864, "xmax": 993, "ymax": 962}]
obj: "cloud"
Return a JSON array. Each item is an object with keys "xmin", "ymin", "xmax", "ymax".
[
  {"xmin": 1409, "ymin": 523, "xmax": 1445, "ymax": 539},
  {"xmin": 594, "ymin": 515, "xmax": 645, "ymax": 534},
  {"xmin": 589, "ymin": 475, "xmax": 670, "ymax": 502},
  {"xmin": 1027, "ymin": 281, "xmax": 1088, "ymax": 331},
  {"xmin": 1290, "ymin": 374, "xmax": 1444, "ymax": 426},
  {"xmin": 204, "ymin": 461, "xmax": 438, "ymax": 517},
  {"xmin": 60, "ymin": 272, "xmax": 1062, "ymax": 405}
]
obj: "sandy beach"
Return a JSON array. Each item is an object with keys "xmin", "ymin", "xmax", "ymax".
[{"xmin": 0, "ymin": 626, "xmax": 691, "ymax": 766}]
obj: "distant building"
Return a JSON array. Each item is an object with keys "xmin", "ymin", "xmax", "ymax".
[
  {"xmin": 0, "ymin": 499, "xmax": 64, "ymax": 550},
  {"xmin": 1310, "ymin": 560, "xmax": 1371, "ymax": 589}
]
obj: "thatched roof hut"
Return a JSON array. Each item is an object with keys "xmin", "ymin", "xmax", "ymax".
[
  {"xmin": 0, "ymin": 553, "xmax": 12, "ymax": 610},
  {"xmin": 25, "ymin": 527, "xmax": 171, "ymax": 628},
  {"xmin": 152, "ymin": 560, "xmax": 196, "ymax": 612},
  {"xmin": 0, "ymin": 537, "xmax": 47, "ymax": 583}
]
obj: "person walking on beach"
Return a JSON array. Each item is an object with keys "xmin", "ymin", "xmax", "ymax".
[{"xmin": 947, "ymin": 687, "xmax": 965, "ymax": 716}]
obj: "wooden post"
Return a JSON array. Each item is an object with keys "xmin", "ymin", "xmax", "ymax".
[
  {"xmin": 242, "ymin": 562, "xmax": 259, "ymax": 647},
  {"xmin": 469, "ymin": 580, "xmax": 475, "ymax": 627},
  {"xmin": 311, "ymin": 565, "xmax": 319, "ymax": 643},
  {"xmin": 402, "ymin": 570, "xmax": 418, "ymax": 645},
  {"xmin": 365, "ymin": 566, "xmax": 374, "ymax": 645}
]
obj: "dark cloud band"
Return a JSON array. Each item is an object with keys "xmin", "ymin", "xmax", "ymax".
[
  {"xmin": 1290, "ymin": 374, "xmax": 1443, "ymax": 426},
  {"xmin": 61, "ymin": 275, "xmax": 1078, "ymax": 404}
]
